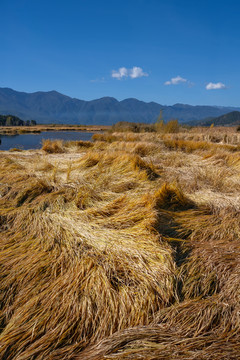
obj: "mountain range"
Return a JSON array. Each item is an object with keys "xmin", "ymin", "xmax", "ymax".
[
  {"xmin": 0, "ymin": 87, "xmax": 240, "ymax": 125},
  {"xmin": 198, "ymin": 111, "xmax": 240, "ymax": 126}
]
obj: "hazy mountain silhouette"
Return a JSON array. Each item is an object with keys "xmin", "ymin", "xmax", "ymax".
[
  {"xmin": 198, "ymin": 111, "xmax": 240, "ymax": 126},
  {"xmin": 0, "ymin": 87, "xmax": 239, "ymax": 125}
]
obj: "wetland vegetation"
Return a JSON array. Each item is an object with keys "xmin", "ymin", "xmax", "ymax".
[{"xmin": 0, "ymin": 125, "xmax": 239, "ymax": 359}]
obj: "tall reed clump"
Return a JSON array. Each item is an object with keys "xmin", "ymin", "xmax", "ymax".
[{"xmin": 155, "ymin": 116, "xmax": 180, "ymax": 134}]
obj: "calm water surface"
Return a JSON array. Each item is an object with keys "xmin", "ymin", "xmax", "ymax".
[{"xmin": 0, "ymin": 131, "xmax": 95, "ymax": 151}]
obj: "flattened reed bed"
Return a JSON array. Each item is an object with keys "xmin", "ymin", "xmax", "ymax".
[
  {"xmin": 0, "ymin": 131, "xmax": 240, "ymax": 359},
  {"xmin": 77, "ymin": 203, "xmax": 240, "ymax": 360},
  {"xmin": 0, "ymin": 150, "xmax": 176, "ymax": 359},
  {"xmin": 78, "ymin": 324, "xmax": 240, "ymax": 360},
  {"xmin": 163, "ymin": 137, "xmax": 240, "ymax": 153},
  {"xmin": 167, "ymin": 127, "xmax": 240, "ymax": 145}
]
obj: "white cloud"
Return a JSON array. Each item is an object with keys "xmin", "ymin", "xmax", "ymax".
[
  {"xmin": 206, "ymin": 82, "xmax": 226, "ymax": 90},
  {"xmin": 164, "ymin": 76, "xmax": 187, "ymax": 85},
  {"xmin": 112, "ymin": 66, "xmax": 148, "ymax": 80},
  {"xmin": 129, "ymin": 66, "xmax": 148, "ymax": 79},
  {"xmin": 112, "ymin": 67, "xmax": 128, "ymax": 80}
]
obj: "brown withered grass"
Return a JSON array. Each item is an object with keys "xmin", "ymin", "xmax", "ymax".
[
  {"xmin": 42, "ymin": 139, "xmax": 64, "ymax": 153},
  {"xmin": 163, "ymin": 137, "xmax": 240, "ymax": 153},
  {"xmin": 0, "ymin": 128, "xmax": 239, "ymax": 359}
]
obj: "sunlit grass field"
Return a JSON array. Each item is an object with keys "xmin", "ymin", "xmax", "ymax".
[{"xmin": 0, "ymin": 127, "xmax": 240, "ymax": 359}]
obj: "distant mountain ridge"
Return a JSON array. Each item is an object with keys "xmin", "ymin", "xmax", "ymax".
[
  {"xmin": 0, "ymin": 87, "xmax": 239, "ymax": 125},
  {"xmin": 199, "ymin": 111, "xmax": 240, "ymax": 126}
]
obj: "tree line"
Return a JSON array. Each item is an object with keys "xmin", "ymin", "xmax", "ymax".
[{"xmin": 0, "ymin": 115, "xmax": 37, "ymax": 126}]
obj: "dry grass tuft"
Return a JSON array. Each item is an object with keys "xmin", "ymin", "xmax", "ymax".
[
  {"xmin": 154, "ymin": 183, "xmax": 195, "ymax": 211},
  {"xmin": 15, "ymin": 179, "xmax": 54, "ymax": 206},
  {"xmin": 9, "ymin": 147, "xmax": 23, "ymax": 152},
  {"xmin": 78, "ymin": 151, "xmax": 101, "ymax": 167},
  {"xmin": 75, "ymin": 184, "xmax": 103, "ymax": 209},
  {"xmin": 42, "ymin": 139, "xmax": 64, "ymax": 153},
  {"xmin": 92, "ymin": 133, "xmax": 118, "ymax": 142},
  {"xmin": 65, "ymin": 140, "xmax": 94, "ymax": 148}
]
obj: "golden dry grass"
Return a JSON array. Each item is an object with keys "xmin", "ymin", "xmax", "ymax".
[
  {"xmin": 42, "ymin": 139, "xmax": 65, "ymax": 153},
  {"xmin": 0, "ymin": 128, "xmax": 239, "ymax": 359}
]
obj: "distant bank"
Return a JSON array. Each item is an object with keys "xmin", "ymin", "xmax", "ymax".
[{"xmin": 0, "ymin": 123, "xmax": 110, "ymax": 136}]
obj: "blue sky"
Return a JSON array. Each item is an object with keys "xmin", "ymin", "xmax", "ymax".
[{"xmin": 1, "ymin": 0, "xmax": 240, "ymax": 106}]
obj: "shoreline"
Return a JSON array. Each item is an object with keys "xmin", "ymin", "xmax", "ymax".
[{"xmin": 0, "ymin": 124, "xmax": 110, "ymax": 135}]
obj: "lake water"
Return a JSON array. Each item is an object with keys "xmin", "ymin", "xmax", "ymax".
[{"xmin": 0, "ymin": 131, "xmax": 95, "ymax": 151}]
